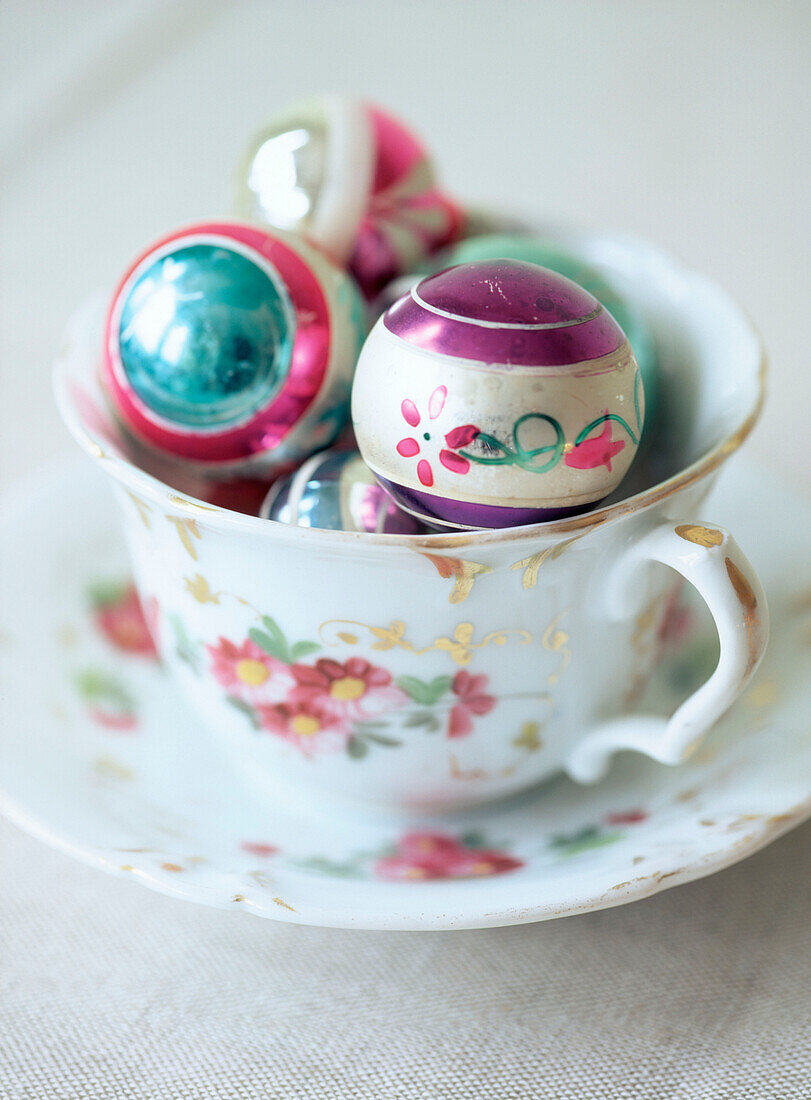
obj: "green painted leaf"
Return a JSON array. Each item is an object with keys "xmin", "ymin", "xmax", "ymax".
[
  {"xmin": 226, "ymin": 694, "xmax": 260, "ymax": 730},
  {"xmin": 290, "ymin": 640, "xmax": 320, "ymax": 661},
  {"xmin": 248, "ymin": 626, "xmax": 290, "ymax": 663},
  {"xmin": 551, "ymin": 826, "xmax": 622, "ymax": 856},
  {"xmin": 353, "ymin": 720, "xmax": 387, "ymax": 732},
  {"xmin": 363, "ymin": 732, "xmax": 401, "ymax": 748},
  {"xmin": 87, "ymin": 579, "xmax": 130, "ymax": 608},
  {"xmin": 170, "ymin": 613, "xmax": 200, "ymax": 674},
  {"xmin": 346, "ymin": 736, "xmax": 368, "ymax": 760},
  {"xmin": 74, "ymin": 668, "xmax": 133, "ymax": 711},
  {"xmin": 291, "ymin": 857, "xmax": 364, "ymax": 878},
  {"xmin": 458, "ymin": 830, "xmax": 488, "ymax": 849},
  {"xmin": 396, "ymin": 674, "xmax": 452, "ymax": 706},
  {"xmin": 403, "ymin": 710, "xmax": 442, "ymax": 732},
  {"xmin": 260, "ymin": 616, "xmax": 291, "ymax": 661},
  {"xmin": 403, "ymin": 711, "xmax": 433, "ymax": 728}
]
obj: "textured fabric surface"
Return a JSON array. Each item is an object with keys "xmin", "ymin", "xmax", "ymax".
[{"xmin": 1, "ymin": 817, "xmax": 809, "ymax": 1099}]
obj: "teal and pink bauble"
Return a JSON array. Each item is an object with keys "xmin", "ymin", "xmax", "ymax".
[
  {"xmin": 352, "ymin": 260, "xmax": 645, "ymax": 530},
  {"xmin": 234, "ymin": 97, "xmax": 463, "ymax": 299},
  {"xmin": 259, "ymin": 449, "xmax": 423, "ymax": 534},
  {"xmin": 102, "ymin": 221, "xmax": 366, "ymax": 473}
]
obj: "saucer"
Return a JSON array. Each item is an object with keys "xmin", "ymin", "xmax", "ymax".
[{"xmin": 1, "ymin": 459, "xmax": 808, "ymax": 930}]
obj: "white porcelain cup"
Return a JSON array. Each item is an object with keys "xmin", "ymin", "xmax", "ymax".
[{"xmin": 55, "ymin": 233, "xmax": 768, "ymax": 812}]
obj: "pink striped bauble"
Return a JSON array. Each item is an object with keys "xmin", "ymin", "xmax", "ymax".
[{"xmin": 235, "ymin": 97, "xmax": 463, "ymax": 299}]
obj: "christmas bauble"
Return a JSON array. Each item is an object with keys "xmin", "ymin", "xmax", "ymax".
[
  {"xmin": 425, "ymin": 234, "xmax": 659, "ymax": 432},
  {"xmin": 235, "ymin": 97, "xmax": 462, "ymax": 299},
  {"xmin": 260, "ymin": 449, "xmax": 423, "ymax": 534},
  {"xmin": 374, "ymin": 233, "xmax": 659, "ymax": 435},
  {"xmin": 103, "ymin": 221, "xmax": 366, "ymax": 472},
  {"xmin": 352, "ymin": 260, "xmax": 645, "ymax": 529}
]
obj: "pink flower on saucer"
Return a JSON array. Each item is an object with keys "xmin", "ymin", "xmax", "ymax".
[
  {"xmin": 396, "ymin": 386, "xmax": 472, "ymax": 486},
  {"xmin": 604, "ymin": 809, "xmax": 648, "ymax": 826},
  {"xmin": 374, "ymin": 831, "xmax": 523, "ymax": 881},
  {"xmin": 240, "ymin": 841, "xmax": 280, "ymax": 859}
]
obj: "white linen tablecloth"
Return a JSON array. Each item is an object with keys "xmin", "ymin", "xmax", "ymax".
[
  {"xmin": 2, "ymin": 817, "xmax": 810, "ymax": 1099},
  {"xmin": 1, "ymin": 2, "xmax": 809, "ymax": 1096}
]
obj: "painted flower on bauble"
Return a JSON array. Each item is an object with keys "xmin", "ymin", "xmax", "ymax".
[
  {"xmin": 395, "ymin": 385, "xmax": 472, "ymax": 488},
  {"xmin": 563, "ymin": 413, "xmax": 626, "ymax": 472}
]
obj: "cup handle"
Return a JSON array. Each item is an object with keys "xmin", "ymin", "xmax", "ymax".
[{"xmin": 564, "ymin": 520, "xmax": 769, "ymax": 783}]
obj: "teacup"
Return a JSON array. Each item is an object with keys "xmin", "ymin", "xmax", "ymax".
[{"xmin": 54, "ymin": 233, "xmax": 768, "ymax": 812}]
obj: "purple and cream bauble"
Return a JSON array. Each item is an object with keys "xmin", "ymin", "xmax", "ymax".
[
  {"xmin": 351, "ymin": 260, "xmax": 645, "ymax": 529},
  {"xmin": 235, "ymin": 96, "xmax": 463, "ymax": 300},
  {"xmin": 102, "ymin": 221, "xmax": 366, "ymax": 473},
  {"xmin": 259, "ymin": 449, "xmax": 423, "ymax": 534}
]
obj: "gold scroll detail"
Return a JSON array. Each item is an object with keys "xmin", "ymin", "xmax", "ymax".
[
  {"xmin": 126, "ymin": 490, "xmax": 153, "ymax": 529},
  {"xmin": 512, "ymin": 721, "xmax": 543, "ymax": 752},
  {"xmin": 318, "ymin": 619, "xmax": 532, "ymax": 667},
  {"xmin": 510, "ymin": 534, "xmax": 585, "ymax": 590},
  {"xmin": 417, "ymin": 553, "xmax": 493, "ymax": 604},
  {"xmin": 184, "ymin": 574, "xmax": 220, "ymax": 605},
  {"xmin": 542, "ymin": 611, "xmax": 571, "ymax": 685},
  {"xmin": 166, "ymin": 516, "xmax": 202, "ymax": 560}
]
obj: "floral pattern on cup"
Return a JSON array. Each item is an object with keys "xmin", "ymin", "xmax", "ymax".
[{"xmin": 192, "ymin": 615, "xmax": 508, "ymax": 760}]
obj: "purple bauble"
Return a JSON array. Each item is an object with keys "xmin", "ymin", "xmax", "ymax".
[{"xmin": 351, "ymin": 260, "xmax": 645, "ymax": 529}]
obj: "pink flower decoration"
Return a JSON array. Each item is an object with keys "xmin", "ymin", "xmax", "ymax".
[
  {"xmin": 396, "ymin": 385, "xmax": 468, "ymax": 486},
  {"xmin": 605, "ymin": 810, "xmax": 648, "ymax": 826},
  {"xmin": 447, "ymin": 670, "xmax": 496, "ymax": 738},
  {"xmin": 240, "ymin": 841, "xmax": 280, "ymax": 859},
  {"xmin": 438, "ymin": 450, "xmax": 469, "ymax": 475},
  {"xmin": 89, "ymin": 708, "xmax": 137, "ymax": 732},
  {"xmin": 374, "ymin": 831, "xmax": 523, "ymax": 881},
  {"xmin": 207, "ymin": 637, "xmax": 294, "ymax": 704},
  {"xmin": 401, "ymin": 399, "xmax": 421, "ymax": 427},
  {"xmin": 257, "ymin": 699, "xmax": 350, "ymax": 757},
  {"xmin": 417, "ymin": 459, "xmax": 433, "ymax": 487},
  {"xmin": 444, "ymin": 424, "xmax": 480, "ymax": 450},
  {"xmin": 289, "ymin": 656, "xmax": 406, "ymax": 720},
  {"xmin": 93, "ymin": 584, "xmax": 158, "ymax": 658},
  {"xmin": 564, "ymin": 415, "xmax": 625, "ymax": 472}
]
